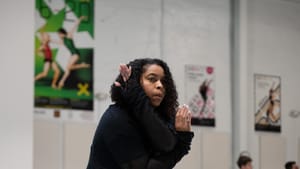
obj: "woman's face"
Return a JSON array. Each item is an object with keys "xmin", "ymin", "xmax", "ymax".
[{"xmin": 140, "ymin": 64, "xmax": 166, "ymax": 107}]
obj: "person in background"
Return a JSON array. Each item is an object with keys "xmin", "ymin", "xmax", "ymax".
[
  {"xmin": 86, "ymin": 58, "xmax": 194, "ymax": 169},
  {"xmin": 285, "ymin": 161, "xmax": 299, "ymax": 169},
  {"xmin": 237, "ymin": 155, "xmax": 253, "ymax": 169}
]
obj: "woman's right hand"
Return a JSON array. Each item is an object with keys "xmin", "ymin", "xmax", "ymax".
[
  {"xmin": 175, "ymin": 105, "xmax": 192, "ymax": 132},
  {"xmin": 114, "ymin": 64, "xmax": 132, "ymax": 87},
  {"xmin": 119, "ymin": 64, "xmax": 132, "ymax": 82}
]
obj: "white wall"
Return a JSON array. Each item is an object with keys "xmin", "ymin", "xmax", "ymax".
[
  {"xmin": 241, "ymin": 0, "xmax": 300, "ymax": 168},
  {"xmin": 162, "ymin": 0, "xmax": 231, "ymax": 133},
  {"xmin": 95, "ymin": 0, "xmax": 232, "ymax": 131},
  {"xmin": 95, "ymin": 0, "xmax": 232, "ymax": 168},
  {"xmin": 34, "ymin": 0, "xmax": 232, "ymax": 169},
  {"xmin": 5, "ymin": 0, "xmax": 300, "ymax": 169},
  {"xmin": 0, "ymin": 1, "xmax": 34, "ymax": 169}
]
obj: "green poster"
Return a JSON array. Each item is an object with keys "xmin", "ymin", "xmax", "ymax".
[{"xmin": 34, "ymin": 0, "xmax": 94, "ymax": 110}]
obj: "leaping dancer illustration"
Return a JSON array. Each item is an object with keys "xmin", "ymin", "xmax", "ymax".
[{"xmin": 55, "ymin": 16, "xmax": 90, "ymax": 89}]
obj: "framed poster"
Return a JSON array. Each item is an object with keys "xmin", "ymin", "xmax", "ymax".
[
  {"xmin": 185, "ymin": 65, "xmax": 215, "ymax": 126},
  {"xmin": 254, "ymin": 74, "xmax": 281, "ymax": 132},
  {"xmin": 34, "ymin": 0, "xmax": 94, "ymax": 110}
]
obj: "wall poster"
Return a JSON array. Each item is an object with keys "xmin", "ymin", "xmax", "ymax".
[
  {"xmin": 185, "ymin": 65, "xmax": 216, "ymax": 126},
  {"xmin": 254, "ymin": 74, "xmax": 281, "ymax": 132},
  {"xmin": 34, "ymin": 0, "xmax": 94, "ymax": 111}
]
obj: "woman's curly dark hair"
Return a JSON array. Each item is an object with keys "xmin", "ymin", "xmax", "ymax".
[{"xmin": 110, "ymin": 58, "xmax": 178, "ymax": 119}]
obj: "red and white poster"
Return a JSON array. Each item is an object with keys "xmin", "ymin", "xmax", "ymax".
[{"xmin": 185, "ymin": 65, "xmax": 215, "ymax": 126}]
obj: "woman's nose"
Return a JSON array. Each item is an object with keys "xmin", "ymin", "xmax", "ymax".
[{"xmin": 156, "ymin": 80, "xmax": 163, "ymax": 89}]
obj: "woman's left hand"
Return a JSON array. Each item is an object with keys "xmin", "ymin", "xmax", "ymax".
[{"xmin": 175, "ymin": 105, "xmax": 192, "ymax": 132}]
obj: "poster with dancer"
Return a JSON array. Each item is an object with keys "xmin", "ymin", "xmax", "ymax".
[
  {"xmin": 254, "ymin": 74, "xmax": 281, "ymax": 132},
  {"xmin": 185, "ymin": 65, "xmax": 216, "ymax": 126},
  {"xmin": 34, "ymin": 0, "xmax": 94, "ymax": 110}
]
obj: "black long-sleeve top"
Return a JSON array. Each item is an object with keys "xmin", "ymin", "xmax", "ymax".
[{"xmin": 86, "ymin": 84, "xmax": 194, "ymax": 169}]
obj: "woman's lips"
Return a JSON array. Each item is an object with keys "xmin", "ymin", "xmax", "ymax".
[{"xmin": 152, "ymin": 94, "xmax": 164, "ymax": 101}]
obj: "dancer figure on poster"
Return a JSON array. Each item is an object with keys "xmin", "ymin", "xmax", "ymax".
[
  {"xmin": 35, "ymin": 32, "xmax": 60, "ymax": 89},
  {"xmin": 266, "ymin": 86, "xmax": 280, "ymax": 123},
  {"xmin": 56, "ymin": 16, "xmax": 90, "ymax": 89},
  {"xmin": 198, "ymin": 79, "xmax": 212, "ymax": 114}
]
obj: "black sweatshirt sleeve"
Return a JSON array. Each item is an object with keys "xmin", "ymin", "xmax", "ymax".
[
  {"xmin": 121, "ymin": 131, "xmax": 194, "ymax": 169},
  {"xmin": 120, "ymin": 81, "xmax": 177, "ymax": 152},
  {"xmin": 149, "ymin": 131, "xmax": 194, "ymax": 168}
]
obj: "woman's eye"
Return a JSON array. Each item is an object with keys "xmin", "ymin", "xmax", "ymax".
[{"xmin": 148, "ymin": 77, "xmax": 157, "ymax": 82}]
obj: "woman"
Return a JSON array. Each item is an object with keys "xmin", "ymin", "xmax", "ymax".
[
  {"xmin": 56, "ymin": 16, "xmax": 90, "ymax": 89},
  {"xmin": 35, "ymin": 32, "xmax": 60, "ymax": 89},
  {"xmin": 87, "ymin": 58, "xmax": 194, "ymax": 169}
]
